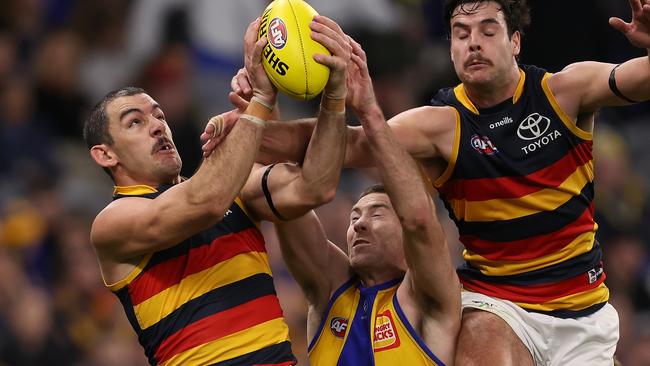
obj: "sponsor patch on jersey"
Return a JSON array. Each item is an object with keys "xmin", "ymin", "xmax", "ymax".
[
  {"xmin": 373, "ymin": 310, "xmax": 401, "ymax": 352},
  {"xmin": 517, "ymin": 113, "xmax": 551, "ymax": 140},
  {"xmin": 330, "ymin": 316, "xmax": 348, "ymax": 338},
  {"xmin": 470, "ymin": 134, "xmax": 498, "ymax": 155}
]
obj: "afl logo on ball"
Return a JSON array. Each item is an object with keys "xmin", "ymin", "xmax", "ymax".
[
  {"xmin": 268, "ymin": 18, "xmax": 287, "ymax": 49},
  {"xmin": 330, "ymin": 317, "xmax": 348, "ymax": 338}
]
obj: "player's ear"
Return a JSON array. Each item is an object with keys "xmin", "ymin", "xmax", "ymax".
[
  {"xmin": 90, "ymin": 144, "xmax": 118, "ymax": 169},
  {"xmin": 511, "ymin": 30, "xmax": 521, "ymax": 57}
]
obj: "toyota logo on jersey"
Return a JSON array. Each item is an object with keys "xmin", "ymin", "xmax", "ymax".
[{"xmin": 517, "ymin": 113, "xmax": 551, "ymax": 140}]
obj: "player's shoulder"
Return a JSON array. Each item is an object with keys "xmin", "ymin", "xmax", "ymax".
[{"xmin": 91, "ymin": 197, "xmax": 149, "ymax": 247}]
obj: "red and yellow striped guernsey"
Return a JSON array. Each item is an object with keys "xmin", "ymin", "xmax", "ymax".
[
  {"xmin": 430, "ymin": 65, "xmax": 608, "ymax": 318},
  {"xmin": 108, "ymin": 184, "xmax": 296, "ymax": 366}
]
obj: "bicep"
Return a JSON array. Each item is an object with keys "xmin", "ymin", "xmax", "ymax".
[
  {"xmin": 92, "ymin": 187, "xmax": 223, "ymax": 260},
  {"xmin": 241, "ymin": 163, "xmax": 318, "ymax": 222},
  {"xmin": 549, "ymin": 61, "xmax": 627, "ymax": 116},
  {"xmin": 275, "ymin": 211, "xmax": 351, "ymax": 306},
  {"xmin": 91, "ymin": 198, "xmax": 177, "ymax": 260},
  {"xmin": 401, "ymin": 217, "xmax": 460, "ymax": 315},
  {"xmin": 387, "ymin": 106, "xmax": 454, "ymax": 160}
]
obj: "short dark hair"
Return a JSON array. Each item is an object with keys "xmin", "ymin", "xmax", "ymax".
[
  {"xmin": 443, "ymin": 0, "xmax": 531, "ymax": 38},
  {"xmin": 357, "ymin": 184, "xmax": 386, "ymax": 201},
  {"xmin": 83, "ymin": 86, "xmax": 146, "ymax": 178}
]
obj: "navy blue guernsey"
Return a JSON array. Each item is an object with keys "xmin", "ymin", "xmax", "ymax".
[{"xmin": 430, "ymin": 64, "xmax": 607, "ymax": 318}]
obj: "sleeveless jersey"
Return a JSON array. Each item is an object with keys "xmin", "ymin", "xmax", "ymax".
[
  {"xmin": 108, "ymin": 184, "xmax": 296, "ymax": 366},
  {"xmin": 430, "ymin": 64, "xmax": 608, "ymax": 318},
  {"xmin": 308, "ymin": 277, "xmax": 445, "ymax": 366}
]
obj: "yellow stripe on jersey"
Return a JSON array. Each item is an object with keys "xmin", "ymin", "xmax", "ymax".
[
  {"xmin": 234, "ymin": 197, "xmax": 260, "ymax": 230},
  {"xmin": 309, "ymin": 284, "xmax": 359, "ymax": 365},
  {"xmin": 452, "ymin": 69, "xmax": 526, "ymax": 115},
  {"xmin": 434, "ymin": 108, "xmax": 461, "ymax": 188},
  {"xmin": 134, "ymin": 251, "xmax": 272, "ymax": 329},
  {"xmin": 448, "ymin": 162, "xmax": 592, "ymax": 222},
  {"xmin": 463, "ymin": 230, "xmax": 595, "ymax": 276},
  {"xmin": 541, "ymin": 73, "xmax": 593, "ymax": 141},
  {"xmin": 160, "ymin": 318, "xmax": 291, "ymax": 366},
  {"xmin": 113, "ymin": 184, "xmax": 158, "ymax": 196},
  {"xmin": 106, "ymin": 252, "xmax": 153, "ymax": 291},
  {"xmin": 512, "ymin": 68, "xmax": 527, "ymax": 103},
  {"xmin": 454, "ymin": 84, "xmax": 478, "ymax": 115},
  {"xmin": 513, "ymin": 283, "xmax": 609, "ymax": 312}
]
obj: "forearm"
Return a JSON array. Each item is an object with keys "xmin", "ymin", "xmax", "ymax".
[
  {"xmin": 617, "ymin": 54, "xmax": 650, "ymax": 102},
  {"xmin": 298, "ymin": 99, "xmax": 347, "ymax": 202},
  {"xmin": 257, "ymin": 117, "xmax": 374, "ymax": 168},
  {"xmin": 187, "ymin": 114, "xmax": 266, "ymax": 216},
  {"xmin": 257, "ymin": 118, "xmax": 316, "ymax": 164},
  {"xmin": 362, "ymin": 106, "xmax": 432, "ymax": 226}
]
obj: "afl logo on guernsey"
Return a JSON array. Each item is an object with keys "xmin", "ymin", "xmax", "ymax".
[
  {"xmin": 470, "ymin": 134, "xmax": 498, "ymax": 155},
  {"xmin": 517, "ymin": 113, "xmax": 551, "ymax": 140},
  {"xmin": 374, "ymin": 310, "xmax": 401, "ymax": 352},
  {"xmin": 268, "ymin": 18, "xmax": 287, "ymax": 49},
  {"xmin": 330, "ymin": 317, "xmax": 348, "ymax": 338}
]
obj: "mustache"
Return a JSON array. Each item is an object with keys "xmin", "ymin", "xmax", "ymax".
[
  {"xmin": 465, "ymin": 54, "xmax": 491, "ymax": 67},
  {"xmin": 151, "ymin": 137, "xmax": 173, "ymax": 154}
]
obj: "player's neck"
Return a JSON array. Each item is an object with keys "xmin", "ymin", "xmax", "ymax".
[
  {"xmin": 113, "ymin": 174, "xmax": 181, "ymax": 188},
  {"xmin": 357, "ymin": 267, "xmax": 405, "ymax": 288},
  {"xmin": 464, "ymin": 65, "xmax": 521, "ymax": 109}
]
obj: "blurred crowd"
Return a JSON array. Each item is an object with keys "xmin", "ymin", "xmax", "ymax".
[{"xmin": 0, "ymin": 0, "xmax": 649, "ymax": 365}]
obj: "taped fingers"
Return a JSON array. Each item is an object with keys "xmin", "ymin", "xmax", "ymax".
[{"xmin": 208, "ymin": 115, "xmax": 224, "ymax": 139}]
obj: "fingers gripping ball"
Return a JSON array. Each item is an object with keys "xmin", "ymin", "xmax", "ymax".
[{"xmin": 259, "ymin": 0, "xmax": 330, "ymax": 100}]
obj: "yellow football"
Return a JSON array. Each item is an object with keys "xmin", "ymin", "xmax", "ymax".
[{"xmin": 258, "ymin": 0, "xmax": 330, "ymax": 100}]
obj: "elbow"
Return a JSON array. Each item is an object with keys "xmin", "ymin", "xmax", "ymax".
[
  {"xmin": 399, "ymin": 203, "xmax": 434, "ymax": 233},
  {"xmin": 304, "ymin": 185, "xmax": 337, "ymax": 208},
  {"xmin": 185, "ymin": 189, "xmax": 231, "ymax": 221},
  {"xmin": 319, "ymin": 186, "xmax": 337, "ymax": 205}
]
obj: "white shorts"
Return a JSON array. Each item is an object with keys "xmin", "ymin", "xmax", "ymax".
[{"xmin": 462, "ymin": 291, "xmax": 619, "ymax": 366}]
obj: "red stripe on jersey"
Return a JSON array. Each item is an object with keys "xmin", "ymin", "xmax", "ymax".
[
  {"xmin": 460, "ymin": 203, "xmax": 595, "ymax": 261},
  {"xmin": 154, "ymin": 294, "xmax": 284, "ymax": 364},
  {"xmin": 460, "ymin": 271, "xmax": 606, "ymax": 304},
  {"xmin": 129, "ymin": 228, "xmax": 265, "ymax": 305},
  {"xmin": 439, "ymin": 141, "xmax": 592, "ymax": 201}
]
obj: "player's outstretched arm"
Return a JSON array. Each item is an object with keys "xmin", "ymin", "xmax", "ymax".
[
  {"xmin": 549, "ymin": 1, "xmax": 650, "ymax": 115},
  {"xmin": 240, "ymin": 15, "xmax": 350, "ymax": 222},
  {"xmin": 91, "ymin": 19, "xmax": 274, "ymax": 261},
  {"xmin": 352, "ymin": 38, "xmax": 460, "ymax": 322},
  {"xmin": 275, "ymin": 212, "xmax": 352, "ymax": 326}
]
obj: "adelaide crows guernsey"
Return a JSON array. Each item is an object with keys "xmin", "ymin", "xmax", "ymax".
[
  {"xmin": 431, "ymin": 65, "xmax": 608, "ymax": 318},
  {"xmin": 108, "ymin": 184, "xmax": 296, "ymax": 366},
  {"xmin": 308, "ymin": 277, "xmax": 445, "ymax": 366}
]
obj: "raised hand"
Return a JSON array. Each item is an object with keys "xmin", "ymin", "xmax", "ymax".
[
  {"xmin": 309, "ymin": 15, "xmax": 352, "ymax": 99},
  {"xmin": 346, "ymin": 36, "xmax": 380, "ymax": 119},
  {"xmin": 244, "ymin": 17, "xmax": 278, "ymax": 106},
  {"xmin": 609, "ymin": 0, "xmax": 650, "ymax": 49},
  {"xmin": 200, "ymin": 109, "xmax": 242, "ymax": 158}
]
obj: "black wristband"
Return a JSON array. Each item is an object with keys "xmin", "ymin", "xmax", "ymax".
[
  {"xmin": 261, "ymin": 164, "xmax": 287, "ymax": 221},
  {"xmin": 608, "ymin": 64, "xmax": 639, "ymax": 103}
]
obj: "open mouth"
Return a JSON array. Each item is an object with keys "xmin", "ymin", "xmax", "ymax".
[
  {"xmin": 353, "ymin": 239, "xmax": 370, "ymax": 247},
  {"xmin": 153, "ymin": 139, "xmax": 175, "ymax": 154}
]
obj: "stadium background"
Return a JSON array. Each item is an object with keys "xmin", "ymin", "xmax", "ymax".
[{"xmin": 0, "ymin": 0, "xmax": 649, "ymax": 364}]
